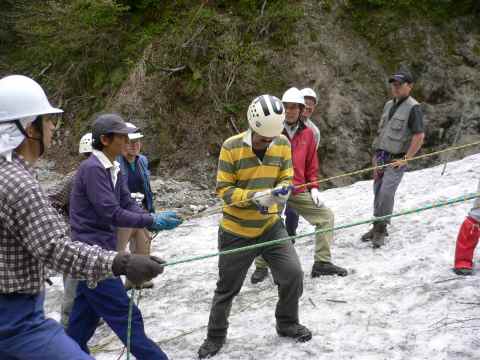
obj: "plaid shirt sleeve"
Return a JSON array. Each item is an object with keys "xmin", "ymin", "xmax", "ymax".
[{"xmin": 5, "ymin": 181, "xmax": 115, "ymax": 291}]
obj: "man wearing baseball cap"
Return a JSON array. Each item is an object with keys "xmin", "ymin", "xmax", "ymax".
[
  {"xmin": 66, "ymin": 113, "xmax": 182, "ymax": 359},
  {"xmin": 361, "ymin": 69, "xmax": 425, "ymax": 248}
]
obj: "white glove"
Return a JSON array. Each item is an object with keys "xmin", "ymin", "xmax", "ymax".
[
  {"xmin": 252, "ymin": 190, "xmax": 276, "ymax": 208},
  {"xmin": 310, "ymin": 188, "xmax": 323, "ymax": 207},
  {"xmin": 271, "ymin": 185, "xmax": 292, "ymax": 205},
  {"xmin": 131, "ymin": 192, "xmax": 145, "ymax": 206}
]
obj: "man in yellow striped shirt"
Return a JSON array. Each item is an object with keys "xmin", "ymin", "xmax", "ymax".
[{"xmin": 198, "ymin": 95, "xmax": 311, "ymax": 359}]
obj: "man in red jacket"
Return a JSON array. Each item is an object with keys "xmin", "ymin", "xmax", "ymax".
[{"xmin": 251, "ymin": 88, "xmax": 347, "ymax": 282}]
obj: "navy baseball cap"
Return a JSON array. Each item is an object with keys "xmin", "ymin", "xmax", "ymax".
[
  {"xmin": 92, "ymin": 113, "xmax": 138, "ymax": 138},
  {"xmin": 388, "ymin": 70, "xmax": 414, "ymax": 84}
]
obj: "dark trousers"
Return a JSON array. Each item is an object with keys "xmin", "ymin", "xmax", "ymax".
[
  {"xmin": 207, "ymin": 221, "xmax": 304, "ymax": 340},
  {"xmin": 67, "ymin": 278, "xmax": 168, "ymax": 360},
  {"xmin": 0, "ymin": 292, "xmax": 92, "ymax": 360},
  {"xmin": 285, "ymin": 205, "xmax": 299, "ymax": 236}
]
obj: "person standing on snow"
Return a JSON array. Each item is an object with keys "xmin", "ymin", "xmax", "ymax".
[
  {"xmin": 197, "ymin": 94, "xmax": 311, "ymax": 359},
  {"xmin": 66, "ymin": 113, "xmax": 182, "ymax": 359},
  {"xmin": 0, "ymin": 75, "xmax": 166, "ymax": 360},
  {"xmin": 251, "ymin": 87, "xmax": 347, "ymax": 284},
  {"xmin": 453, "ymin": 180, "xmax": 480, "ymax": 275},
  {"xmin": 47, "ymin": 132, "xmax": 94, "ymax": 327},
  {"xmin": 361, "ymin": 69, "xmax": 425, "ymax": 248},
  {"xmin": 281, "ymin": 87, "xmax": 321, "ymax": 239},
  {"xmin": 117, "ymin": 122, "xmax": 158, "ymax": 290}
]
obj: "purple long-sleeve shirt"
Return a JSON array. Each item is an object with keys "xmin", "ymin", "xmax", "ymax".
[{"xmin": 69, "ymin": 154, "xmax": 153, "ymax": 251}]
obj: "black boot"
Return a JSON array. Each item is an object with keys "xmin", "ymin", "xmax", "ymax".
[
  {"xmin": 361, "ymin": 227, "xmax": 375, "ymax": 242},
  {"xmin": 453, "ymin": 268, "xmax": 473, "ymax": 276},
  {"xmin": 311, "ymin": 261, "xmax": 348, "ymax": 277},
  {"xmin": 276, "ymin": 323, "xmax": 312, "ymax": 342},
  {"xmin": 361, "ymin": 225, "xmax": 389, "ymax": 242},
  {"xmin": 198, "ymin": 338, "xmax": 225, "ymax": 359},
  {"xmin": 372, "ymin": 222, "xmax": 387, "ymax": 248},
  {"xmin": 250, "ymin": 267, "xmax": 268, "ymax": 284}
]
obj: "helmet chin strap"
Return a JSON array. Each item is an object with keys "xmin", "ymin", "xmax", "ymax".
[{"xmin": 13, "ymin": 116, "xmax": 45, "ymax": 156}]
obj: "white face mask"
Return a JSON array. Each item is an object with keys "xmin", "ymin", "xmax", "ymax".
[{"xmin": 0, "ymin": 116, "xmax": 36, "ymax": 162}]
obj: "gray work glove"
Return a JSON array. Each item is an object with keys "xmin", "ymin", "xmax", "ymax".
[
  {"xmin": 252, "ymin": 190, "xmax": 276, "ymax": 208},
  {"xmin": 112, "ymin": 252, "xmax": 166, "ymax": 286}
]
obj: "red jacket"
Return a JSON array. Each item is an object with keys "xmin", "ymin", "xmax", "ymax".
[{"xmin": 283, "ymin": 122, "xmax": 319, "ymax": 194}]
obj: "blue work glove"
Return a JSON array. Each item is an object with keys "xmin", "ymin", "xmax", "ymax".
[
  {"xmin": 271, "ymin": 185, "xmax": 293, "ymax": 205},
  {"xmin": 150, "ymin": 211, "xmax": 182, "ymax": 231}
]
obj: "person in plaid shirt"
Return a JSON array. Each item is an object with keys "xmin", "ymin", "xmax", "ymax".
[{"xmin": 0, "ymin": 75, "xmax": 167, "ymax": 360}]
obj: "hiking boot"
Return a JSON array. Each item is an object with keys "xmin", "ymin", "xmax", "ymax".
[
  {"xmin": 198, "ymin": 338, "xmax": 225, "ymax": 359},
  {"xmin": 311, "ymin": 261, "xmax": 348, "ymax": 277},
  {"xmin": 361, "ymin": 226, "xmax": 389, "ymax": 242},
  {"xmin": 372, "ymin": 222, "xmax": 387, "ymax": 249},
  {"xmin": 361, "ymin": 227, "xmax": 375, "ymax": 242},
  {"xmin": 250, "ymin": 267, "xmax": 269, "ymax": 284},
  {"xmin": 276, "ymin": 323, "xmax": 312, "ymax": 342},
  {"xmin": 453, "ymin": 268, "xmax": 473, "ymax": 276}
]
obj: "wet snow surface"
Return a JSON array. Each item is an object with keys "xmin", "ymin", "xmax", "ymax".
[{"xmin": 45, "ymin": 154, "xmax": 480, "ymax": 359}]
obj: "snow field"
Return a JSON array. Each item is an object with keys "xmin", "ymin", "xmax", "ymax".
[{"xmin": 45, "ymin": 153, "xmax": 480, "ymax": 360}]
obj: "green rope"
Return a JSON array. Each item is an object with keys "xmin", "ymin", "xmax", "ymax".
[
  {"xmin": 163, "ymin": 192, "xmax": 480, "ymax": 267},
  {"xmin": 123, "ymin": 192, "xmax": 479, "ymax": 359},
  {"xmin": 126, "ymin": 288, "xmax": 134, "ymax": 360}
]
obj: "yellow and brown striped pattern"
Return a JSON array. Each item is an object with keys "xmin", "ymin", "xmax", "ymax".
[{"xmin": 216, "ymin": 131, "xmax": 293, "ymax": 238}]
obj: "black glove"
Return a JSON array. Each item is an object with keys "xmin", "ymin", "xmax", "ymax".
[{"xmin": 112, "ymin": 252, "xmax": 166, "ymax": 286}]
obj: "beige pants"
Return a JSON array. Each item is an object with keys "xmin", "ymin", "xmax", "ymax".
[
  {"xmin": 117, "ymin": 228, "xmax": 151, "ymax": 255},
  {"xmin": 255, "ymin": 191, "xmax": 334, "ymax": 269}
]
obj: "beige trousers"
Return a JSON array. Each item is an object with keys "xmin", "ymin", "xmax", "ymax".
[
  {"xmin": 255, "ymin": 191, "xmax": 334, "ymax": 269},
  {"xmin": 116, "ymin": 228, "xmax": 152, "ymax": 255}
]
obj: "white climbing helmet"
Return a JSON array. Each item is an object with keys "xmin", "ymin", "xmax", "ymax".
[
  {"xmin": 247, "ymin": 95, "xmax": 285, "ymax": 137},
  {"xmin": 301, "ymin": 87, "xmax": 317, "ymax": 104},
  {"xmin": 0, "ymin": 75, "xmax": 63, "ymax": 123},
  {"xmin": 79, "ymin": 133, "xmax": 93, "ymax": 154},
  {"xmin": 281, "ymin": 87, "xmax": 305, "ymax": 106},
  {"xmin": 126, "ymin": 122, "xmax": 144, "ymax": 140}
]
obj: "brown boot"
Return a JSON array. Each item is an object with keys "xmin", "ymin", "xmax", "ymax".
[{"xmin": 372, "ymin": 222, "xmax": 387, "ymax": 249}]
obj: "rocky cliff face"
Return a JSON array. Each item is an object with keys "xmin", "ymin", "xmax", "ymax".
[
  {"xmin": 104, "ymin": 1, "xmax": 479, "ymax": 188},
  {"xmin": 294, "ymin": 1, "xmax": 480, "ymax": 185},
  {"xmin": 3, "ymin": 1, "xmax": 479, "ymax": 188}
]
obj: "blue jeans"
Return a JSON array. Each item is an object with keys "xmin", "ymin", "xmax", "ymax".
[
  {"xmin": 0, "ymin": 292, "xmax": 92, "ymax": 360},
  {"xmin": 67, "ymin": 277, "xmax": 168, "ymax": 360}
]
